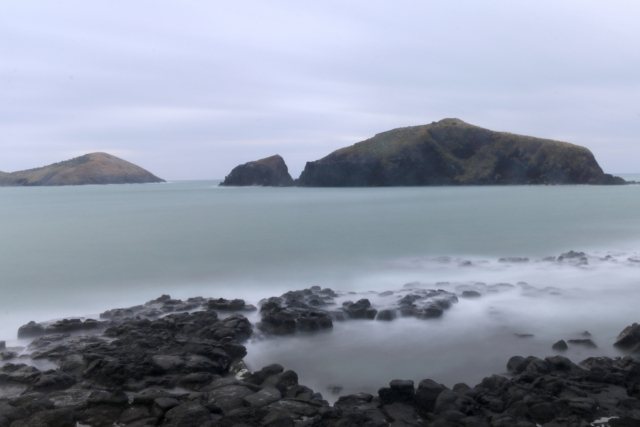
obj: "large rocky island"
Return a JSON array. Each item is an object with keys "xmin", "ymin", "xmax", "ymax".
[
  {"xmin": 0, "ymin": 153, "xmax": 165, "ymax": 186},
  {"xmin": 222, "ymin": 119, "xmax": 626, "ymax": 187}
]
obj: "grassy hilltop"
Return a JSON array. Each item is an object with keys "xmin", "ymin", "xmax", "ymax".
[
  {"xmin": 297, "ymin": 119, "xmax": 624, "ymax": 186},
  {"xmin": 0, "ymin": 152, "xmax": 165, "ymax": 186}
]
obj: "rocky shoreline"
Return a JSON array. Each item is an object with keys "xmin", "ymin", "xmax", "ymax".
[{"xmin": 2, "ymin": 285, "xmax": 640, "ymax": 426}]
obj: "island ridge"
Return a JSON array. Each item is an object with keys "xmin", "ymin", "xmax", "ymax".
[{"xmin": 0, "ymin": 152, "xmax": 165, "ymax": 186}]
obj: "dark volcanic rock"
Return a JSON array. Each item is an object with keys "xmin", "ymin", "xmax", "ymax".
[
  {"xmin": 378, "ymin": 379, "xmax": 415, "ymax": 405},
  {"xmin": 220, "ymin": 154, "xmax": 294, "ymax": 187},
  {"xmin": 257, "ymin": 288, "xmax": 335, "ymax": 335},
  {"xmin": 615, "ymin": 323, "xmax": 640, "ymax": 351},
  {"xmin": 207, "ymin": 298, "xmax": 256, "ymax": 312},
  {"xmin": 99, "ymin": 294, "xmax": 215, "ymax": 320},
  {"xmin": 498, "ymin": 257, "xmax": 529, "ymax": 263},
  {"xmin": 297, "ymin": 119, "xmax": 626, "ymax": 187},
  {"xmin": 558, "ymin": 250, "xmax": 587, "ymax": 260},
  {"xmin": 568, "ymin": 338, "xmax": 598, "ymax": 348},
  {"xmin": 342, "ymin": 299, "xmax": 378, "ymax": 320},
  {"xmin": 461, "ymin": 290, "xmax": 482, "ymax": 299},
  {"xmin": 394, "ymin": 290, "xmax": 458, "ymax": 319},
  {"xmin": 18, "ymin": 321, "xmax": 45, "ymax": 339},
  {"xmin": 7, "ymin": 293, "xmax": 640, "ymax": 427},
  {"xmin": 375, "ymin": 309, "xmax": 397, "ymax": 321},
  {"xmin": 552, "ymin": 340, "xmax": 569, "ymax": 352}
]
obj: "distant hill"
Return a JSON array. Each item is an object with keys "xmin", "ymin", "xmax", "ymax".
[
  {"xmin": 297, "ymin": 119, "xmax": 625, "ymax": 186},
  {"xmin": 0, "ymin": 152, "xmax": 165, "ymax": 186},
  {"xmin": 219, "ymin": 155, "xmax": 294, "ymax": 187}
]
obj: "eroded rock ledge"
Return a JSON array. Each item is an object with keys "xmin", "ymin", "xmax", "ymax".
[{"xmin": 2, "ymin": 290, "xmax": 640, "ymax": 427}]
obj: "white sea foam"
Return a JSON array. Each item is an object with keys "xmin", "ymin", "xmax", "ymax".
[{"xmin": 1, "ymin": 181, "xmax": 640, "ymax": 401}]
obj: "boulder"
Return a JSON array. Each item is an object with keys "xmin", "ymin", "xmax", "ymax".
[
  {"xmin": 207, "ymin": 385, "xmax": 254, "ymax": 412},
  {"xmin": 260, "ymin": 370, "xmax": 299, "ymax": 394},
  {"xmin": 498, "ymin": 257, "xmax": 529, "ymax": 263},
  {"xmin": 87, "ymin": 389, "xmax": 128, "ymax": 406},
  {"xmin": 552, "ymin": 340, "xmax": 568, "ymax": 352},
  {"xmin": 242, "ymin": 386, "xmax": 281, "ymax": 408},
  {"xmin": 207, "ymin": 298, "xmax": 247, "ymax": 311},
  {"xmin": 119, "ymin": 406, "xmax": 152, "ymax": 424},
  {"xmin": 44, "ymin": 319, "xmax": 84, "ymax": 334},
  {"xmin": 378, "ymin": 379, "xmax": 415, "ymax": 405},
  {"xmin": 343, "ymin": 299, "xmax": 378, "ymax": 319},
  {"xmin": 615, "ymin": 323, "xmax": 640, "ymax": 351},
  {"xmin": 258, "ymin": 291, "xmax": 333, "ymax": 335},
  {"xmin": 415, "ymin": 379, "xmax": 447, "ymax": 412},
  {"xmin": 23, "ymin": 408, "xmax": 75, "ymax": 427},
  {"xmin": 568, "ymin": 339, "xmax": 597, "ymax": 349},
  {"xmin": 163, "ymin": 402, "xmax": 212, "ymax": 427},
  {"xmin": 461, "ymin": 290, "xmax": 481, "ymax": 298},
  {"xmin": 246, "ymin": 364, "xmax": 284, "ymax": 385},
  {"xmin": 376, "ymin": 309, "xmax": 397, "ymax": 321},
  {"xmin": 17, "ymin": 321, "xmax": 45, "ymax": 339}
]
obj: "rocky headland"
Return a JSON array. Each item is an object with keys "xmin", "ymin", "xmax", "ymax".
[
  {"xmin": 222, "ymin": 120, "xmax": 626, "ymax": 187},
  {"xmin": 3, "ymin": 257, "xmax": 640, "ymax": 427},
  {"xmin": 219, "ymin": 155, "xmax": 294, "ymax": 187},
  {"xmin": 0, "ymin": 153, "xmax": 165, "ymax": 186}
]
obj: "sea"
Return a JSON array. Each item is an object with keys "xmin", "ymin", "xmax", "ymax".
[{"xmin": 1, "ymin": 176, "xmax": 640, "ymax": 400}]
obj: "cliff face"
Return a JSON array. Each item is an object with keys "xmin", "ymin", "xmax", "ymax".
[
  {"xmin": 0, "ymin": 152, "xmax": 165, "ymax": 186},
  {"xmin": 220, "ymin": 155, "xmax": 294, "ymax": 187},
  {"xmin": 297, "ymin": 119, "xmax": 625, "ymax": 186}
]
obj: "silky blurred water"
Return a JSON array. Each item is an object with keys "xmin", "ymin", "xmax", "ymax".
[{"xmin": 1, "ymin": 178, "xmax": 640, "ymax": 398}]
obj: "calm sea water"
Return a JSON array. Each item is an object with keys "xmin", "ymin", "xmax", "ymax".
[{"xmin": 1, "ymin": 178, "xmax": 640, "ymax": 399}]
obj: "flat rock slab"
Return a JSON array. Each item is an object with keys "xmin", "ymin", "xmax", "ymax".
[
  {"xmin": 267, "ymin": 399, "xmax": 323, "ymax": 418},
  {"xmin": 243, "ymin": 386, "xmax": 281, "ymax": 408},
  {"xmin": 383, "ymin": 402, "xmax": 420, "ymax": 424},
  {"xmin": 208, "ymin": 385, "xmax": 254, "ymax": 412},
  {"xmin": 163, "ymin": 402, "xmax": 212, "ymax": 427}
]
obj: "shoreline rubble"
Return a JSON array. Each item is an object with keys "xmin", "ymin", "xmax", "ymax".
[{"xmin": 2, "ymin": 287, "xmax": 640, "ymax": 426}]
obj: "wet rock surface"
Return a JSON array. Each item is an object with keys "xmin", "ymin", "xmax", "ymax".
[
  {"xmin": 256, "ymin": 286, "xmax": 462, "ymax": 336},
  {"xmin": 4, "ymin": 290, "xmax": 640, "ymax": 426},
  {"xmin": 257, "ymin": 287, "xmax": 336, "ymax": 335}
]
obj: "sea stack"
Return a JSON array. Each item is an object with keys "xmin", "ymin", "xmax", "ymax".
[
  {"xmin": 297, "ymin": 119, "xmax": 625, "ymax": 187},
  {"xmin": 0, "ymin": 152, "xmax": 165, "ymax": 186},
  {"xmin": 220, "ymin": 155, "xmax": 294, "ymax": 187}
]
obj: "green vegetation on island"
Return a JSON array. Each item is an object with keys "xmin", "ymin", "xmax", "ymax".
[
  {"xmin": 296, "ymin": 119, "xmax": 625, "ymax": 186},
  {"xmin": 0, "ymin": 152, "xmax": 165, "ymax": 186}
]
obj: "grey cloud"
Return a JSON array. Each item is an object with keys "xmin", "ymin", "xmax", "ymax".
[{"xmin": 1, "ymin": 0, "xmax": 639, "ymax": 179}]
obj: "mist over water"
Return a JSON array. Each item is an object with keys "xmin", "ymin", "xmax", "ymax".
[{"xmin": 1, "ymin": 179, "xmax": 640, "ymax": 399}]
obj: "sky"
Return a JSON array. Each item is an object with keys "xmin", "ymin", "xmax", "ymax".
[{"xmin": 1, "ymin": 1, "xmax": 639, "ymax": 180}]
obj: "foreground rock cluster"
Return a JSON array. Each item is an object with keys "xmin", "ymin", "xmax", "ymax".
[
  {"xmin": 256, "ymin": 286, "xmax": 460, "ymax": 335},
  {"xmin": 3, "ymin": 291, "xmax": 640, "ymax": 426}
]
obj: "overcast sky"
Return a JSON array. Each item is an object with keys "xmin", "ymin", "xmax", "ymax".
[{"xmin": 2, "ymin": 1, "xmax": 639, "ymax": 180}]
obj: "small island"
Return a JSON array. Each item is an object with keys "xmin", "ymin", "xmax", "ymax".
[
  {"xmin": 222, "ymin": 119, "xmax": 626, "ymax": 187},
  {"xmin": 0, "ymin": 152, "xmax": 165, "ymax": 186},
  {"xmin": 219, "ymin": 155, "xmax": 294, "ymax": 187}
]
